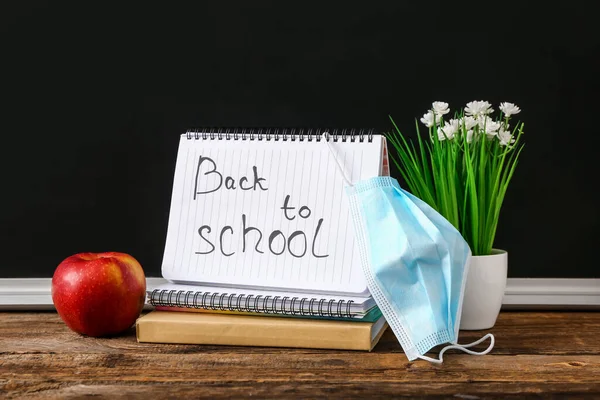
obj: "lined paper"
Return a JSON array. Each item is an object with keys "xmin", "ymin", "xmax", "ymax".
[{"xmin": 161, "ymin": 135, "xmax": 383, "ymax": 295}]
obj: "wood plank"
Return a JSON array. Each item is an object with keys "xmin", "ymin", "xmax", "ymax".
[
  {"xmin": 2, "ymin": 311, "xmax": 600, "ymax": 399},
  {"xmin": 4, "ymin": 382, "xmax": 600, "ymax": 399},
  {"xmin": 2, "ymin": 312, "xmax": 599, "ymax": 355},
  {"xmin": 2, "ymin": 353, "xmax": 599, "ymax": 383}
]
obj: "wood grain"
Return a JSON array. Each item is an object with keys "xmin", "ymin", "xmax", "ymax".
[{"xmin": 1, "ymin": 311, "xmax": 600, "ymax": 399}]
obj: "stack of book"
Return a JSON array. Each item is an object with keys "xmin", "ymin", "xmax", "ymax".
[
  {"xmin": 137, "ymin": 283, "xmax": 386, "ymax": 350},
  {"xmin": 136, "ymin": 129, "xmax": 389, "ymax": 350}
]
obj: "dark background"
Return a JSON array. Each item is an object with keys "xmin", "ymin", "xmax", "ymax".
[{"xmin": 1, "ymin": 1, "xmax": 598, "ymax": 278}]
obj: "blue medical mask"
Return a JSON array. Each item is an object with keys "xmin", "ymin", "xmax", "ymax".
[{"xmin": 325, "ymin": 134, "xmax": 494, "ymax": 363}]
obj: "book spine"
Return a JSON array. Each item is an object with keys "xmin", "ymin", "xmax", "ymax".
[{"xmin": 136, "ymin": 313, "xmax": 373, "ymax": 351}]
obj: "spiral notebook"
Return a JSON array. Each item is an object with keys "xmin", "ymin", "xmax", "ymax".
[{"xmin": 151, "ymin": 128, "xmax": 389, "ymax": 318}]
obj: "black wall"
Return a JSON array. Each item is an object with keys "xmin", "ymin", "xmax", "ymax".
[{"xmin": 1, "ymin": 1, "xmax": 598, "ymax": 278}]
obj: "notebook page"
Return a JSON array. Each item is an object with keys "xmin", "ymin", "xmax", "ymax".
[{"xmin": 161, "ymin": 135, "xmax": 383, "ymax": 295}]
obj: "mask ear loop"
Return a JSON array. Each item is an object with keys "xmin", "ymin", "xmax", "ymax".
[
  {"xmin": 418, "ymin": 333, "xmax": 495, "ymax": 364},
  {"xmin": 322, "ymin": 132, "xmax": 353, "ymax": 187}
]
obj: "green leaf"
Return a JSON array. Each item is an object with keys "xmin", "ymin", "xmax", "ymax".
[{"xmin": 386, "ymin": 112, "xmax": 525, "ymax": 255}]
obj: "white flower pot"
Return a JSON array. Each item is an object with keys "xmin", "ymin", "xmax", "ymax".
[{"xmin": 460, "ymin": 249, "xmax": 508, "ymax": 330}]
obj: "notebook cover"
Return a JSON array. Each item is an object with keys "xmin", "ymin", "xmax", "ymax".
[
  {"xmin": 147, "ymin": 283, "xmax": 376, "ymax": 313},
  {"xmin": 136, "ymin": 311, "xmax": 388, "ymax": 351}
]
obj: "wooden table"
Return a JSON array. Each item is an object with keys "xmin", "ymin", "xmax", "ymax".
[{"xmin": 1, "ymin": 311, "xmax": 599, "ymax": 398}]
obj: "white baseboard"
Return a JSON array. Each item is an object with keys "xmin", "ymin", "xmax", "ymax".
[
  {"xmin": 502, "ymin": 278, "xmax": 600, "ymax": 308},
  {"xmin": 0, "ymin": 277, "xmax": 598, "ymax": 310}
]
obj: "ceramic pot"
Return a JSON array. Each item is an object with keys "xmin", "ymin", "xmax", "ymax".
[{"xmin": 460, "ymin": 249, "xmax": 508, "ymax": 330}]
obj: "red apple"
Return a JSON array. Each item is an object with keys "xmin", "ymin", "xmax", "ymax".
[{"xmin": 52, "ymin": 252, "xmax": 146, "ymax": 337}]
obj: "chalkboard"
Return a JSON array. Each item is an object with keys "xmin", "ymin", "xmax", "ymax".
[{"xmin": 1, "ymin": 1, "xmax": 598, "ymax": 278}]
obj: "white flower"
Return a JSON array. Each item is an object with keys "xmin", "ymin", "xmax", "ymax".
[
  {"xmin": 460, "ymin": 116, "xmax": 477, "ymax": 130},
  {"xmin": 420, "ymin": 110, "xmax": 436, "ymax": 128},
  {"xmin": 498, "ymin": 128, "xmax": 515, "ymax": 146},
  {"xmin": 438, "ymin": 119, "xmax": 459, "ymax": 140},
  {"xmin": 466, "ymin": 129, "xmax": 475, "ymax": 143},
  {"xmin": 465, "ymin": 100, "xmax": 493, "ymax": 117},
  {"xmin": 431, "ymin": 101, "xmax": 450, "ymax": 116},
  {"xmin": 437, "ymin": 129, "xmax": 452, "ymax": 141},
  {"xmin": 478, "ymin": 115, "xmax": 501, "ymax": 137},
  {"xmin": 499, "ymin": 102, "xmax": 521, "ymax": 117}
]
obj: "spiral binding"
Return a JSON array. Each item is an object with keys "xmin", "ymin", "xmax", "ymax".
[
  {"xmin": 184, "ymin": 127, "xmax": 375, "ymax": 143},
  {"xmin": 149, "ymin": 289, "xmax": 356, "ymax": 318}
]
